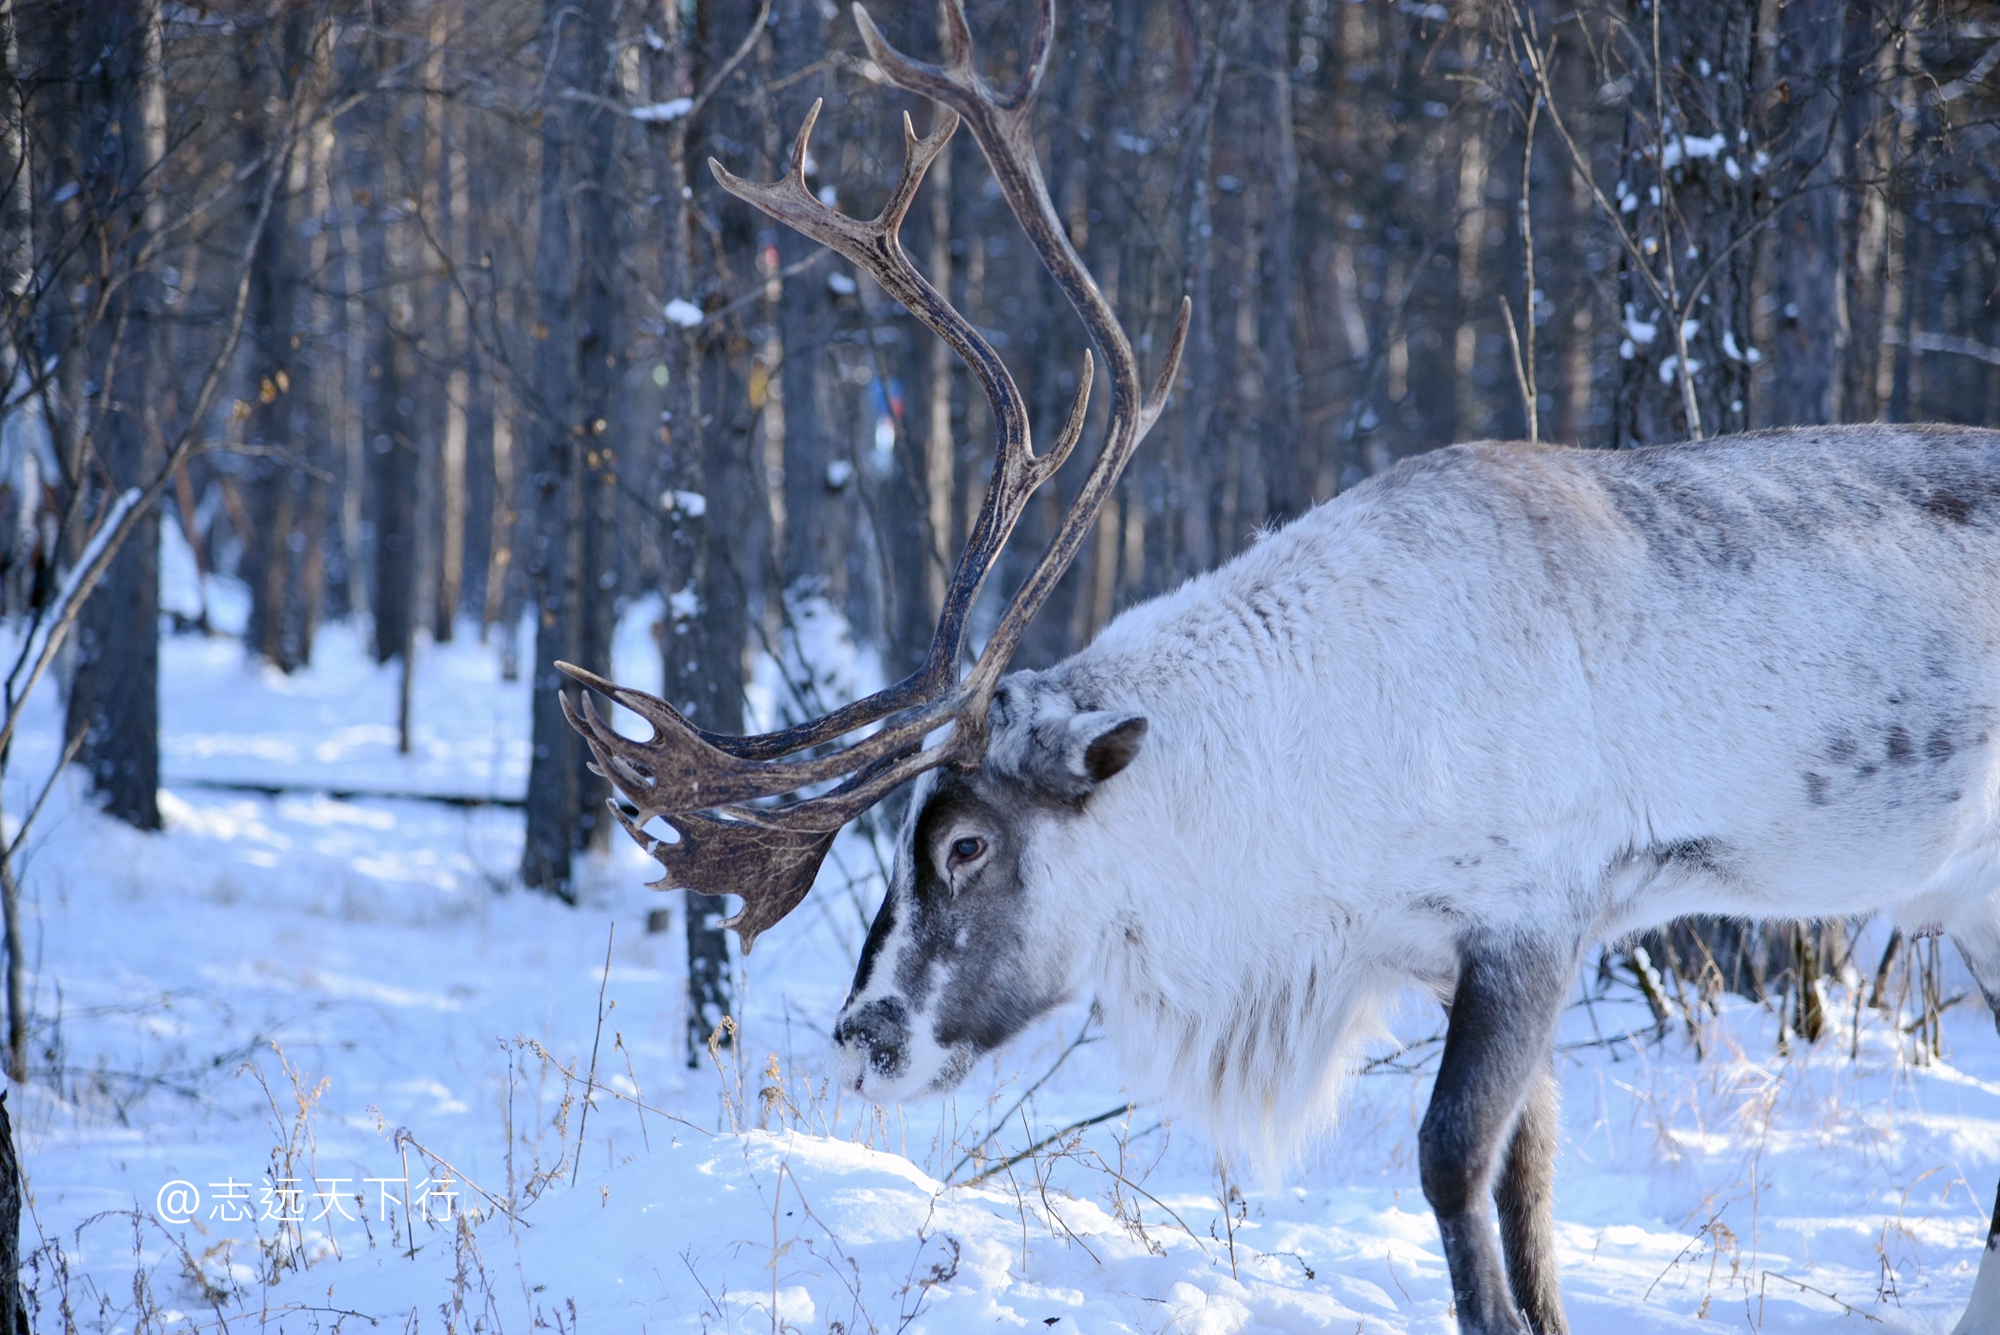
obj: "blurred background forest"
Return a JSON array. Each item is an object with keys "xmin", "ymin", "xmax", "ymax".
[{"xmin": 4, "ymin": 0, "xmax": 1999, "ymax": 1063}]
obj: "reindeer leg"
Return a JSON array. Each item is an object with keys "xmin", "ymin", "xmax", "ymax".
[
  {"xmin": 1951, "ymin": 1179, "xmax": 2000, "ymax": 1335},
  {"xmin": 1421, "ymin": 933, "xmax": 1577, "ymax": 1335},
  {"xmin": 1494, "ymin": 1064, "xmax": 1567, "ymax": 1335},
  {"xmin": 1949, "ymin": 912, "xmax": 2000, "ymax": 1335}
]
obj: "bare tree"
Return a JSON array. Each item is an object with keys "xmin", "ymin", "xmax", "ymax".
[
  {"xmin": 59, "ymin": 0, "xmax": 165, "ymax": 831},
  {"xmin": 521, "ymin": 0, "xmax": 620, "ymax": 900}
]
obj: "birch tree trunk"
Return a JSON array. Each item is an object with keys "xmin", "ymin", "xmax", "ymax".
[{"xmin": 435, "ymin": 3, "xmax": 469, "ymax": 643}]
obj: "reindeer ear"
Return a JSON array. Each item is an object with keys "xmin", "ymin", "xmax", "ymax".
[
  {"xmin": 1009, "ymin": 700, "xmax": 1148, "ymax": 798},
  {"xmin": 1067, "ymin": 711, "xmax": 1148, "ymax": 788}
]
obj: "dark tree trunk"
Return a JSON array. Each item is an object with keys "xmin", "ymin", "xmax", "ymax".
[
  {"xmin": 681, "ymin": 319, "xmax": 759, "ymax": 1061},
  {"xmin": 649, "ymin": 0, "xmax": 766, "ymax": 1060},
  {"xmin": 572, "ymin": 49, "xmax": 620, "ymax": 857},
  {"xmin": 521, "ymin": 0, "xmax": 618, "ymax": 898},
  {"xmin": 0, "ymin": 1092, "xmax": 22, "ymax": 1335},
  {"xmin": 242, "ymin": 10, "xmax": 313, "ymax": 672},
  {"xmin": 346, "ymin": 37, "xmax": 411, "ymax": 668},
  {"xmin": 771, "ymin": 0, "xmax": 847, "ymax": 611},
  {"xmin": 1257, "ymin": 0, "xmax": 1305, "ymax": 525},
  {"xmin": 1172, "ymin": 3, "xmax": 1229, "ymax": 583},
  {"xmin": 63, "ymin": 0, "xmax": 160, "ymax": 832}
]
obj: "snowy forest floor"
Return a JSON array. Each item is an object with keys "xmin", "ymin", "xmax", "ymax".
[{"xmin": 13, "ymin": 596, "xmax": 2000, "ymax": 1334}]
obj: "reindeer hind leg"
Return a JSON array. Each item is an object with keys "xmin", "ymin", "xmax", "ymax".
[
  {"xmin": 1949, "ymin": 1178, "xmax": 2000, "ymax": 1335},
  {"xmin": 1947, "ymin": 902, "xmax": 2000, "ymax": 1335}
]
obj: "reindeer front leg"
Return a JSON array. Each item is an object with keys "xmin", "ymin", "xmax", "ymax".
[
  {"xmin": 1495, "ymin": 1065, "xmax": 1566, "ymax": 1335},
  {"xmin": 1420, "ymin": 933, "xmax": 1577, "ymax": 1335}
]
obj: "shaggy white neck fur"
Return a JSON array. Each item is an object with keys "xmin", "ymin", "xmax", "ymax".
[{"xmin": 1033, "ymin": 430, "xmax": 2000, "ymax": 1171}]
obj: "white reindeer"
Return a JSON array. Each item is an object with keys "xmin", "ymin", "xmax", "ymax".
[{"xmin": 563, "ymin": 5, "xmax": 2000, "ymax": 1332}]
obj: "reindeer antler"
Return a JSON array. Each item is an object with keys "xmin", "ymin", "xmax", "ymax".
[{"xmin": 563, "ymin": 0, "xmax": 1189, "ymax": 952}]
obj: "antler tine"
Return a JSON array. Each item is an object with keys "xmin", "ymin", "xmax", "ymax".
[
  {"xmin": 710, "ymin": 98, "xmax": 960, "ymax": 273},
  {"xmin": 563, "ymin": 655, "xmax": 932, "ymax": 762},
  {"xmin": 608, "ymin": 801, "xmax": 673, "ymax": 864},
  {"xmin": 855, "ymin": 3, "xmax": 1148, "ymax": 439},
  {"xmin": 938, "ymin": 0, "xmax": 974, "ymax": 72},
  {"xmin": 617, "ymin": 737, "xmax": 966, "ymax": 952},
  {"xmin": 572, "ymin": 693, "xmax": 657, "ymax": 780},
  {"xmin": 958, "ymin": 303, "xmax": 1185, "ymax": 706},
  {"xmin": 564, "ymin": 693, "xmax": 663, "ymax": 809},
  {"xmin": 854, "ymin": 0, "xmax": 1050, "ymax": 113},
  {"xmin": 854, "ymin": 3, "xmax": 977, "ymax": 107},
  {"xmin": 995, "ymin": 0, "xmax": 1054, "ymax": 111},
  {"xmin": 785, "ymin": 92, "xmax": 818, "ymax": 178},
  {"xmin": 1143, "ymin": 297, "xmax": 1194, "ymax": 429},
  {"xmin": 1033, "ymin": 350, "xmax": 1094, "ymax": 486},
  {"xmin": 560, "ymin": 654, "xmax": 966, "ymax": 810},
  {"xmin": 879, "ymin": 111, "xmax": 941, "ymax": 233}
]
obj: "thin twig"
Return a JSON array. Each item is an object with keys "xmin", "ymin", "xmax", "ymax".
[
  {"xmin": 960, "ymin": 1104, "xmax": 1133, "ymax": 1189},
  {"xmin": 572, "ymin": 921, "xmax": 616, "ymax": 1187},
  {"xmin": 946, "ymin": 1021, "xmax": 1098, "ymax": 1183},
  {"xmin": 521, "ymin": 1038, "xmax": 714, "ymax": 1138},
  {"xmin": 694, "ymin": 246, "xmax": 832, "ymax": 331},
  {"xmin": 1516, "ymin": 60, "xmax": 1542, "ymax": 442},
  {"xmin": 684, "ymin": 0, "xmax": 775, "ymax": 128},
  {"xmin": 1074, "ymin": 1145, "xmax": 1213, "ymax": 1262},
  {"xmin": 4, "ymin": 716, "xmax": 89, "ymax": 865},
  {"xmin": 1500, "ymin": 297, "xmax": 1534, "ymax": 442},
  {"xmin": 392, "ymin": 1128, "xmax": 524, "ymax": 1225},
  {"xmin": 1760, "ymin": 1269, "xmax": 1883, "ymax": 1322}
]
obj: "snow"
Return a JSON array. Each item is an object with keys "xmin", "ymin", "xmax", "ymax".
[
  {"xmin": 14, "ymin": 604, "xmax": 2000, "ymax": 1333},
  {"xmin": 1660, "ymin": 134, "xmax": 1729, "ymax": 170},
  {"xmin": 630, "ymin": 98, "xmax": 694, "ymax": 123},
  {"xmin": 658, "ymin": 488, "xmax": 707, "ymax": 518},
  {"xmin": 159, "ymin": 514, "xmax": 205, "ymax": 624}
]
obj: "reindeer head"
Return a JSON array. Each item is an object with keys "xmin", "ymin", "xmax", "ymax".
[
  {"xmin": 558, "ymin": 0, "xmax": 1183, "ymax": 1098},
  {"xmin": 831, "ymin": 674, "xmax": 1147, "ymax": 1098}
]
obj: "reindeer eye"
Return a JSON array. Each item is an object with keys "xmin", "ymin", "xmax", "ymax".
[{"xmin": 948, "ymin": 836, "xmax": 986, "ymax": 866}]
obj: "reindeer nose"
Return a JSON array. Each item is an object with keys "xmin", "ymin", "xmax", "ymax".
[{"xmin": 833, "ymin": 998, "xmax": 910, "ymax": 1082}]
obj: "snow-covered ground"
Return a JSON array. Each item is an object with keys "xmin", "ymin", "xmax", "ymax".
[{"xmin": 13, "ymin": 597, "xmax": 2000, "ymax": 1333}]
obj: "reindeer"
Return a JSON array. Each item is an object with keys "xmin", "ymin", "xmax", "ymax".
[{"xmin": 560, "ymin": 4, "xmax": 2000, "ymax": 1331}]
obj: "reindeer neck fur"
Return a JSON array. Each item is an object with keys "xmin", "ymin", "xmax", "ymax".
[{"xmin": 1025, "ymin": 424, "xmax": 2000, "ymax": 1172}]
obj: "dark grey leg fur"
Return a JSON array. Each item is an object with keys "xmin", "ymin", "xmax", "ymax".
[
  {"xmin": 1946, "ymin": 927, "xmax": 2000, "ymax": 1334},
  {"xmin": 1495, "ymin": 1066, "xmax": 1566, "ymax": 1335},
  {"xmin": 1420, "ymin": 933, "xmax": 1576, "ymax": 1335},
  {"xmin": 1987, "ymin": 964, "xmax": 2000, "ymax": 1254},
  {"xmin": 1951, "ymin": 931, "xmax": 2000, "ymax": 1252}
]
